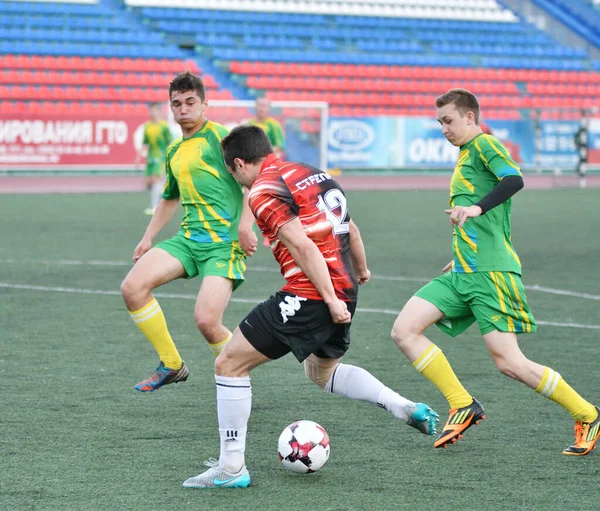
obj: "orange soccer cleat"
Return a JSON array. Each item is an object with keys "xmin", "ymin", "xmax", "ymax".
[
  {"xmin": 434, "ymin": 398, "xmax": 486, "ymax": 448},
  {"xmin": 563, "ymin": 406, "xmax": 600, "ymax": 456}
]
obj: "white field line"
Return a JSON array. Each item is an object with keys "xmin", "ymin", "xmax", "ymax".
[
  {"xmin": 1, "ymin": 282, "xmax": 599, "ymax": 330},
  {"xmin": 0, "ymin": 258, "xmax": 598, "ymax": 301}
]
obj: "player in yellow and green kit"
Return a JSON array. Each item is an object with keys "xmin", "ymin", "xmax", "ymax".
[
  {"xmin": 391, "ymin": 88, "xmax": 599, "ymax": 456},
  {"xmin": 121, "ymin": 72, "xmax": 258, "ymax": 392},
  {"xmin": 249, "ymin": 97, "xmax": 285, "ymax": 156},
  {"xmin": 135, "ymin": 103, "xmax": 173, "ymax": 215},
  {"xmin": 249, "ymin": 97, "xmax": 286, "ymax": 247}
]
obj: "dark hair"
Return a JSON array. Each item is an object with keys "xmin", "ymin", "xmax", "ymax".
[
  {"xmin": 169, "ymin": 71, "xmax": 205, "ymax": 101},
  {"xmin": 435, "ymin": 88, "xmax": 480, "ymax": 124},
  {"xmin": 221, "ymin": 125, "xmax": 273, "ymax": 169}
]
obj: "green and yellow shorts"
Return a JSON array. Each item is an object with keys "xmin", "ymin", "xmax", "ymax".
[
  {"xmin": 145, "ymin": 158, "xmax": 165, "ymax": 177},
  {"xmin": 155, "ymin": 235, "xmax": 246, "ymax": 290},
  {"xmin": 415, "ymin": 271, "xmax": 536, "ymax": 337}
]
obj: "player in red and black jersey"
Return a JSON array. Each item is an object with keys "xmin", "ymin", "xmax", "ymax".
[
  {"xmin": 182, "ymin": 125, "xmax": 439, "ymax": 489},
  {"xmin": 249, "ymin": 152, "xmax": 358, "ymax": 303}
]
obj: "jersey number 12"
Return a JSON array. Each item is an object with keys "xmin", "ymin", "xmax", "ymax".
[{"xmin": 316, "ymin": 189, "xmax": 349, "ymax": 235}]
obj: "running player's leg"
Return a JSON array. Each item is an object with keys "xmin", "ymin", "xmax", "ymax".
[
  {"xmin": 121, "ymin": 246, "xmax": 188, "ymax": 389},
  {"xmin": 145, "ymin": 164, "xmax": 163, "ymax": 214},
  {"xmin": 148, "ymin": 173, "xmax": 163, "ymax": 212},
  {"xmin": 182, "ymin": 326, "xmax": 273, "ymax": 488},
  {"xmin": 193, "ymin": 240, "xmax": 246, "ymax": 356},
  {"xmin": 392, "ymin": 277, "xmax": 483, "ymax": 447},
  {"xmin": 483, "ymin": 330, "xmax": 599, "ymax": 455},
  {"xmin": 392, "ymin": 295, "xmax": 474, "ymax": 411},
  {"xmin": 304, "ymin": 354, "xmax": 438, "ymax": 436},
  {"xmin": 473, "ymin": 271, "xmax": 598, "ymax": 454},
  {"xmin": 194, "ymin": 276, "xmax": 234, "ymax": 356}
]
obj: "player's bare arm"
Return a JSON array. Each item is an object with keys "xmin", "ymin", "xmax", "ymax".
[
  {"xmin": 133, "ymin": 198, "xmax": 179, "ymax": 262},
  {"xmin": 348, "ymin": 220, "xmax": 370, "ymax": 285},
  {"xmin": 277, "ymin": 218, "xmax": 351, "ymax": 324},
  {"xmin": 238, "ymin": 187, "xmax": 258, "ymax": 257}
]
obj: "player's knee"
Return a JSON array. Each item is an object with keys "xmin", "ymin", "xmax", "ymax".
[
  {"xmin": 391, "ymin": 320, "xmax": 416, "ymax": 349},
  {"xmin": 304, "ymin": 359, "xmax": 335, "ymax": 388},
  {"xmin": 195, "ymin": 313, "xmax": 220, "ymax": 340},
  {"xmin": 120, "ymin": 275, "xmax": 137, "ymax": 301},
  {"xmin": 492, "ymin": 354, "xmax": 521, "ymax": 379},
  {"xmin": 214, "ymin": 351, "xmax": 231, "ymax": 376}
]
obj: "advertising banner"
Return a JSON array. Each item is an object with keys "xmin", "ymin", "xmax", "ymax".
[
  {"xmin": 485, "ymin": 119, "xmax": 535, "ymax": 165},
  {"xmin": 327, "ymin": 117, "xmax": 399, "ymax": 168},
  {"xmin": 533, "ymin": 120, "xmax": 579, "ymax": 168},
  {"xmin": 328, "ymin": 116, "xmax": 536, "ymax": 169},
  {"xmin": 587, "ymin": 119, "xmax": 600, "ymax": 164},
  {"xmin": 0, "ymin": 115, "xmax": 158, "ymax": 170},
  {"xmin": 401, "ymin": 117, "xmax": 459, "ymax": 166}
]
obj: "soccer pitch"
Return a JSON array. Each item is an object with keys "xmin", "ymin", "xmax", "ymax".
[{"xmin": 1, "ymin": 189, "xmax": 599, "ymax": 510}]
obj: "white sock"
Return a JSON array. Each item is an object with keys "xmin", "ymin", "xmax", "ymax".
[
  {"xmin": 150, "ymin": 182, "xmax": 163, "ymax": 209},
  {"xmin": 216, "ymin": 375, "xmax": 252, "ymax": 473},
  {"xmin": 324, "ymin": 363, "xmax": 413, "ymax": 421}
]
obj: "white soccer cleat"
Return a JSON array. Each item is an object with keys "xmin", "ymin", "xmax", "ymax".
[{"xmin": 182, "ymin": 458, "xmax": 251, "ymax": 489}]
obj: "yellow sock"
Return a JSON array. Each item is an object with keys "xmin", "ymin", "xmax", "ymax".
[
  {"xmin": 413, "ymin": 344, "xmax": 473, "ymax": 409},
  {"xmin": 208, "ymin": 331, "xmax": 232, "ymax": 357},
  {"xmin": 535, "ymin": 367, "xmax": 597, "ymax": 422},
  {"xmin": 129, "ymin": 298, "xmax": 182, "ymax": 369}
]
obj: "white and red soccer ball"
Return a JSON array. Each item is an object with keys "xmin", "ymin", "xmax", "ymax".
[{"xmin": 277, "ymin": 420, "xmax": 331, "ymax": 473}]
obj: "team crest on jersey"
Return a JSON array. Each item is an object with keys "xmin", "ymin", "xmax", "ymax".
[
  {"xmin": 279, "ymin": 295, "xmax": 307, "ymax": 323},
  {"xmin": 196, "ymin": 139, "xmax": 209, "ymax": 157}
]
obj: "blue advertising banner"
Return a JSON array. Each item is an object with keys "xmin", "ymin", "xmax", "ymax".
[
  {"xmin": 327, "ymin": 117, "xmax": 398, "ymax": 168},
  {"xmin": 401, "ymin": 117, "xmax": 459, "ymax": 166},
  {"xmin": 485, "ymin": 120, "xmax": 535, "ymax": 166},
  {"xmin": 587, "ymin": 119, "xmax": 600, "ymax": 164},
  {"xmin": 327, "ymin": 117, "xmax": 584, "ymax": 169},
  {"xmin": 534, "ymin": 120, "xmax": 579, "ymax": 167}
]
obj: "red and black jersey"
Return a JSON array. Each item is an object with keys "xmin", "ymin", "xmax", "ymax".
[{"xmin": 248, "ymin": 153, "xmax": 358, "ymax": 301}]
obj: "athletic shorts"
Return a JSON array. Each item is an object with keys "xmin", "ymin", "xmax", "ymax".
[
  {"xmin": 145, "ymin": 159, "xmax": 165, "ymax": 177},
  {"xmin": 155, "ymin": 235, "xmax": 246, "ymax": 289},
  {"xmin": 239, "ymin": 291, "xmax": 357, "ymax": 362},
  {"xmin": 415, "ymin": 271, "xmax": 537, "ymax": 337}
]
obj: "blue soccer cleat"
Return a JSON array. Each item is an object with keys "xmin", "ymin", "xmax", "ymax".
[{"xmin": 406, "ymin": 402, "xmax": 440, "ymax": 436}]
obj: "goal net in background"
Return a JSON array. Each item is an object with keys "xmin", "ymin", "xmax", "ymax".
[{"xmin": 205, "ymin": 100, "xmax": 329, "ymax": 171}]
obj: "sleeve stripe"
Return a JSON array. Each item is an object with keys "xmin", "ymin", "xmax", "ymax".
[{"xmin": 485, "ymin": 135, "xmax": 521, "ymax": 173}]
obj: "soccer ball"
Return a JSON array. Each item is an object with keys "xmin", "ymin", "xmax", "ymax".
[{"xmin": 277, "ymin": 420, "xmax": 331, "ymax": 473}]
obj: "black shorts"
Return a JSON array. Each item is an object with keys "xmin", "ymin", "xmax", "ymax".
[{"xmin": 239, "ymin": 291, "xmax": 357, "ymax": 362}]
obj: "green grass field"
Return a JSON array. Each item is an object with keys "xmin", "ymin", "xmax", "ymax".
[{"xmin": 1, "ymin": 189, "xmax": 599, "ymax": 511}]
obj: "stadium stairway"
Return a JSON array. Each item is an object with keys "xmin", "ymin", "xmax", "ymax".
[{"xmin": 96, "ymin": 0, "xmax": 250, "ymax": 99}]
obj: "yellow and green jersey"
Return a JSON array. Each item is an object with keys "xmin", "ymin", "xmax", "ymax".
[
  {"xmin": 143, "ymin": 120, "xmax": 172, "ymax": 165},
  {"xmin": 249, "ymin": 117, "xmax": 285, "ymax": 149},
  {"xmin": 163, "ymin": 120, "xmax": 244, "ymax": 243},
  {"xmin": 449, "ymin": 133, "xmax": 522, "ymax": 275}
]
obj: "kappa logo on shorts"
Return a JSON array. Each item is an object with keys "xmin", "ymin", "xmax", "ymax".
[
  {"xmin": 491, "ymin": 315, "xmax": 502, "ymax": 322},
  {"xmin": 216, "ymin": 262, "xmax": 226, "ymax": 268},
  {"xmin": 279, "ymin": 295, "xmax": 307, "ymax": 323}
]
